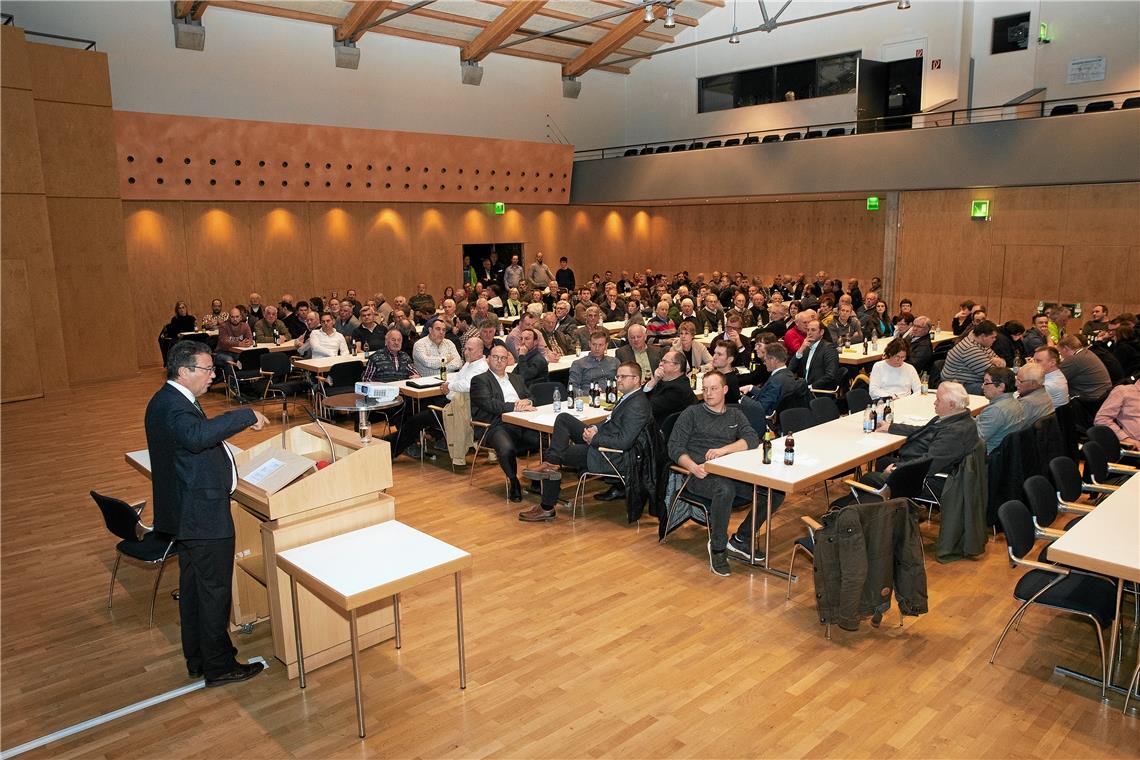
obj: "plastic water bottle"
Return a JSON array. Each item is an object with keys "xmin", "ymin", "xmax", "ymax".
[
  {"xmin": 920, "ymin": 371, "xmax": 929, "ymax": 395},
  {"xmin": 783, "ymin": 431, "xmax": 795, "ymax": 466},
  {"xmin": 863, "ymin": 407, "xmax": 874, "ymax": 434},
  {"xmin": 552, "ymin": 388, "xmax": 562, "ymax": 412}
]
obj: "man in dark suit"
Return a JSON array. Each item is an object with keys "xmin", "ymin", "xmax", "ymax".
[
  {"xmin": 145, "ymin": 340, "xmax": 269, "ymax": 687},
  {"xmin": 642, "ymin": 349, "xmax": 696, "ymax": 421},
  {"xmin": 865, "ymin": 380, "xmax": 980, "ymax": 493},
  {"xmin": 521, "ymin": 362, "xmax": 652, "ymax": 521},
  {"xmin": 615, "ymin": 324, "xmax": 664, "ymax": 380},
  {"xmin": 514, "ymin": 328, "xmax": 549, "ymax": 387},
  {"xmin": 740, "ymin": 343, "xmax": 807, "ymax": 422},
  {"xmin": 905, "ymin": 316, "xmax": 934, "ymax": 375},
  {"xmin": 470, "ymin": 345, "xmax": 539, "ymax": 502},
  {"xmin": 787, "ymin": 318, "xmax": 842, "ymax": 392}
]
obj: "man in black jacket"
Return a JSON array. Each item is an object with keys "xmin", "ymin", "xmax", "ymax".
[
  {"xmin": 145, "ymin": 341, "xmax": 269, "ymax": 687},
  {"xmin": 521, "ymin": 363, "xmax": 651, "ymax": 521},
  {"xmin": 470, "ymin": 346, "xmax": 539, "ymax": 501},
  {"xmin": 904, "ymin": 316, "xmax": 934, "ymax": 375},
  {"xmin": 642, "ymin": 349, "xmax": 696, "ymax": 421},
  {"xmin": 787, "ymin": 319, "xmax": 842, "ymax": 392},
  {"xmin": 866, "ymin": 381, "xmax": 980, "ymax": 493}
]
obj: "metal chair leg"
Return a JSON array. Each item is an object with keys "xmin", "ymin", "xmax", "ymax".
[
  {"xmin": 148, "ymin": 558, "xmax": 170, "ymax": 627},
  {"xmin": 785, "ymin": 544, "xmax": 802, "ymax": 600},
  {"xmin": 108, "ymin": 553, "xmax": 122, "ymax": 609},
  {"xmin": 1124, "ymin": 647, "xmax": 1140, "ymax": 714},
  {"xmin": 990, "ymin": 602, "xmax": 1033, "ymax": 664}
]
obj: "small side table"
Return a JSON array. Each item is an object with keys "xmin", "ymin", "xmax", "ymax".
[
  {"xmin": 322, "ymin": 392, "xmax": 402, "ymax": 442},
  {"xmin": 276, "ymin": 521, "xmax": 472, "ymax": 738}
]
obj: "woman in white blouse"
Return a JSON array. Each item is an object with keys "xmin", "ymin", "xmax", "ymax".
[{"xmin": 869, "ymin": 337, "xmax": 923, "ymax": 399}]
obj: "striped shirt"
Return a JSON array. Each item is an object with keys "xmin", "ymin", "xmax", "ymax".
[{"xmin": 941, "ymin": 335, "xmax": 995, "ymax": 386}]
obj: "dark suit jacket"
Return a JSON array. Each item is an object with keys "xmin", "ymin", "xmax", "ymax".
[
  {"xmin": 470, "ymin": 370, "xmax": 532, "ymax": 427},
  {"xmin": 515, "ymin": 348, "xmax": 549, "ymax": 387},
  {"xmin": 907, "ymin": 334, "xmax": 934, "ymax": 375},
  {"xmin": 645, "ymin": 375, "xmax": 696, "ymax": 421},
  {"xmin": 615, "ymin": 344, "xmax": 664, "ymax": 373},
  {"xmin": 889, "ymin": 409, "xmax": 980, "ymax": 475},
  {"xmin": 144, "ymin": 382, "xmax": 255, "ymax": 540},
  {"xmin": 587, "ymin": 389, "xmax": 653, "ymax": 472},
  {"xmin": 742, "ymin": 366, "xmax": 800, "ymax": 418},
  {"xmin": 788, "ymin": 340, "xmax": 842, "ymax": 391}
]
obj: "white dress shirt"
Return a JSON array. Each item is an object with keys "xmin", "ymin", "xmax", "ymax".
[
  {"xmin": 302, "ymin": 328, "xmax": 348, "ymax": 359},
  {"xmin": 493, "ymin": 371, "xmax": 519, "ymax": 403},
  {"xmin": 446, "ymin": 358, "xmax": 488, "ymax": 400},
  {"xmin": 412, "ymin": 336, "xmax": 462, "ymax": 377}
]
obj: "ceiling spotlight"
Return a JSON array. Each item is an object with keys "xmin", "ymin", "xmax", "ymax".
[
  {"xmin": 643, "ymin": 4, "xmax": 655, "ymax": 23},
  {"xmin": 897, "ymin": 0, "xmax": 911, "ymax": 8},
  {"xmin": 729, "ymin": 27, "xmax": 740, "ymax": 44},
  {"xmin": 664, "ymin": 7, "xmax": 675, "ymax": 28}
]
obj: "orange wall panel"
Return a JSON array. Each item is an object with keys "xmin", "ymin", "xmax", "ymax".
[
  {"xmin": 34, "ymin": 101, "xmax": 121, "ymax": 199},
  {"xmin": 27, "ymin": 42, "xmax": 112, "ymax": 107},
  {"xmin": 1, "ymin": 88, "xmax": 46, "ymax": 194},
  {"xmin": 1, "ymin": 260, "xmax": 43, "ymax": 401},
  {"xmin": 1, "ymin": 27, "xmax": 32, "ymax": 90}
]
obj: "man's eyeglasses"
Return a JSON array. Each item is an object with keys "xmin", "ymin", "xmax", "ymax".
[
  {"xmin": 190, "ymin": 365, "xmax": 216, "ymax": 374},
  {"xmin": 981, "ymin": 381, "xmax": 998, "ymax": 387},
  {"xmin": 615, "ymin": 373, "xmax": 640, "ymax": 380}
]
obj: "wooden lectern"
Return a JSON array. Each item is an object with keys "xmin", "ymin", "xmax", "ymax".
[{"xmin": 230, "ymin": 424, "xmax": 395, "ymax": 679}]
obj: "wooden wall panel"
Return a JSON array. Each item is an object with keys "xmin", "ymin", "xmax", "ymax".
[
  {"xmin": 249, "ymin": 203, "xmax": 314, "ymax": 309},
  {"xmin": 1064, "ymin": 183, "xmax": 1140, "ymax": 246},
  {"xmin": 0, "ymin": 260, "xmax": 43, "ymax": 401},
  {"xmin": 359, "ymin": 204, "xmax": 418, "ymax": 299},
  {"xmin": 27, "ymin": 43, "xmax": 112, "ymax": 106},
  {"xmin": 34, "ymin": 101, "xmax": 121, "ymax": 199},
  {"xmin": 1, "ymin": 88, "xmax": 46, "ymax": 194},
  {"xmin": 990, "ymin": 186, "xmax": 1069, "ymax": 246},
  {"xmin": 46, "ymin": 198, "xmax": 137, "ymax": 384},
  {"xmin": 997, "ymin": 245, "xmax": 1064, "ymax": 324},
  {"xmin": 1, "ymin": 26, "xmax": 32, "ymax": 90},
  {"xmin": 181, "ymin": 202, "xmax": 254, "ymax": 313},
  {"xmin": 123, "ymin": 202, "xmax": 188, "ymax": 367},
  {"xmin": 1, "ymin": 194, "xmax": 68, "ymax": 391}
]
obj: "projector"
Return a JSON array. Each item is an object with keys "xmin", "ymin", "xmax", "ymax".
[{"xmin": 355, "ymin": 382, "xmax": 400, "ymax": 402}]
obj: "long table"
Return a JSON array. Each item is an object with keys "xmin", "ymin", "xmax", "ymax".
[
  {"xmin": 703, "ymin": 392, "xmax": 988, "ymax": 574},
  {"xmin": 1048, "ymin": 473, "xmax": 1140, "ymax": 699},
  {"xmin": 837, "ymin": 330, "xmax": 958, "ymax": 366},
  {"xmin": 234, "ymin": 339, "xmax": 298, "ymax": 354}
]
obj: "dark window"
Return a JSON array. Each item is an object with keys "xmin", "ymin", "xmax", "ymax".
[
  {"xmin": 992, "ymin": 13, "xmax": 1030, "ymax": 54},
  {"xmin": 698, "ymin": 52, "xmax": 859, "ymax": 114}
]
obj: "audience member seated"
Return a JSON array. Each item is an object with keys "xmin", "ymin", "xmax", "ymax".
[
  {"xmin": 1057, "ymin": 335, "xmax": 1112, "ymax": 403},
  {"xmin": 861, "ymin": 297, "xmax": 892, "ymax": 339},
  {"xmin": 412, "ymin": 318, "xmax": 463, "ymax": 377},
  {"xmin": 739, "ymin": 343, "xmax": 800, "ymax": 420},
  {"xmin": 215, "ymin": 308, "xmax": 254, "ymax": 364},
  {"xmin": 783, "ymin": 311, "xmax": 810, "ymax": 354},
  {"xmin": 707, "ymin": 342, "xmax": 743, "ymax": 404},
  {"xmin": 642, "ymin": 349, "xmax": 696, "ymax": 420},
  {"xmin": 825, "ymin": 301, "xmax": 863, "ymax": 348},
  {"xmin": 201, "ymin": 298, "xmax": 225, "ymax": 330},
  {"xmin": 865, "ymin": 381, "xmax": 979, "ymax": 496},
  {"xmin": 361, "ymin": 328, "xmax": 419, "ymax": 382},
  {"xmin": 669, "ymin": 371, "xmax": 780, "ymax": 576},
  {"xmin": 942, "ymin": 320, "xmax": 1003, "ymax": 395},
  {"xmin": 252, "ymin": 305, "xmax": 288, "ymax": 345},
  {"xmin": 977, "ymin": 367, "xmax": 1025, "ymax": 454},
  {"xmin": 788, "ymin": 318, "xmax": 842, "ymax": 394},
  {"xmin": 646, "ymin": 301, "xmax": 677, "ymax": 342},
  {"xmin": 708, "ymin": 313, "xmax": 753, "ymax": 368},
  {"xmin": 762, "ymin": 302, "xmax": 789, "ymax": 340},
  {"xmin": 513, "ymin": 328, "xmax": 550, "ymax": 387},
  {"xmin": 160, "ymin": 301, "xmax": 198, "ymax": 364},
  {"xmin": 351, "ymin": 306, "xmax": 386, "ymax": 352},
  {"xmin": 1033, "ymin": 346, "xmax": 1069, "ymax": 408},
  {"xmin": 696, "ymin": 293, "xmax": 725, "ymax": 335},
  {"xmin": 671, "ymin": 320, "xmax": 712, "ymax": 371},
  {"xmin": 470, "ymin": 346, "xmax": 540, "ymax": 502},
  {"xmin": 568, "ymin": 331, "xmax": 618, "ymax": 392},
  {"xmin": 334, "ymin": 301, "xmax": 359, "ymax": 341},
  {"xmin": 1080, "ymin": 304, "xmax": 1110, "ymax": 339},
  {"xmin": 616, "ymin": 324, "xmax": 664, "ymax": 381},
  {"xmin": 992, "ymin": 320, "xmax": 1026, "ymax": 367},
  {"xmin": 298, "ymin": 312, "xmax": 349, "ymax": 359},
  {"xmin": 283, "ymin": 301, "xmax": 312, "ymax": 339},
  {"xmin": 1093, "ymin": 378, "xmax": 1140, "ymax": 449},
  {"xmin": 1021, "ymin": 313, "xmax": 1052, "ymax": 355},
  {"xmin": 520, "ymin": 363, "xmax": 651, "ymax": 522},
  {"xmin": 1014, "ymin": 363, "xmax": 1053, "ymax": 426},
  {"xmin": 726, "ymin": 292, "xmax": 754, "ymax": 328},
  {"xmin": 505, "ymin": 310, "xmax": 550, "ymax": 359},
  {"xmin": 950, "ymin": 300, "xmax": 976, "ymax": 337},
  {"xmin": 539, "ymin": 311, "xmax": 575, "ymax": 358},
  {"xmin": 598, "ymin": 282, "xmax": 626, "ymax": 322},
  {"xmin": 867, "ymin": 337, "xmax": 923, "ymax": 399},
  {"xmin": 477, "ymin": 318, "xmax": 508, "ymax": 358}
]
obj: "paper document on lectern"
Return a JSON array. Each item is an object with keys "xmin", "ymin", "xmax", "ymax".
[{"xmin": 238, "ymin": 447, "xmax": 315, "ymax": 498}]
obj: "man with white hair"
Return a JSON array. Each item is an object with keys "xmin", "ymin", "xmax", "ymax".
[
  {"xmin": 867, "ymin": 381, "xmax": 980, "ymax": 492},
  {"xmin": 1014, "ymin": 363, "xmax": 1054, "ymax": 426}
]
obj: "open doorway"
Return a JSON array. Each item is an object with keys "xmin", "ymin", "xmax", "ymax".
[
  {"xmin": 461, "ymin": 242, "xmax": 524, "ymax": 291},
  {"xmin": 856, "ymin": 56, "xmax": 924, "ymax": 132}
]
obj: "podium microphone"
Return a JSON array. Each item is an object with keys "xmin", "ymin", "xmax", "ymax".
[{"xmin": 297, "ymin": 401, "xmax": 338, "ymax": 463}]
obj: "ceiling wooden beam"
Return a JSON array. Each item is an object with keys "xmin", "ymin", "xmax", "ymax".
[
  {"xmin": 563, "ymin": 4, "xmax": 659, "ymax": 77},
  {"xmin": 173, "ymin": 1, "xmax": 195, "ymax": 19},
  {"xmin": 479, "ymin": 0, "xmax": 673, "ymax": 43},
  {"xmin": 191, "ymin": 1, "xmax": 209, "ymax": 20},
  {"xmin": 592, "ymin": 0, "xmax": 699, "ymax": 27},
  {"xmin": 699, "ymin": 0, "xmax": 726, "ymax": 7},
  {"xmin": 335, "ymin": 1, "xmax": 391, "ymax": 42},
  {"xmin": 461, "ymin": 1, "xmax": 546, "ymax": 62},
  {"xmin": 210, "ymin": 1, "xmax": 340, "ymax": 27}
]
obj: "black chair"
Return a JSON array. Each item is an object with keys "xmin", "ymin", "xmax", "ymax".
[
  {"xmin": 623, "ymin": 148, "xmax": 639, "ymax": 157},
  {"xmin": 825, "ymin": 127, "xmax": 847, "ymax": 137},
  {"xmin": 1123, "ymin": 96, "xmax": 1140, "ymax": 109},
  {"xmin": 224, "ymin": 348, "xmax": 269, "ymax": 403},
  {"xmin": 689, "ymin": 142, "xmax": 705, "ymax": 150},
  {"xmin": 742, "ymin": 136, "xmax": 759, "ymax": 145},
  {"xmin": 671, "ymin": 144, "xmax": 687, "ymax": 152},
  {"xmin": 723, "ymin": 138, "xmax": 741, "ymax": 147},
  {"xmin": 261, "ymin": 352, "xmax": 312, "ymax": 407},
  {"xmin": 929, "ymin": 358, "xmax": 946, "ymax": 387},
  {"xmin": 1083, "ymin": 100, "xmax": 1114, "ymax": 113},
  {"xmin": 1049, "ymin": 103, "xmax": 1079, "ymax": 116},
  {"xmin": 654, "ymin": 145, "xmax": 671, "ymax": 154},
  {"xmin": 739, "ymin": 396, "xmax": 770, "ymax": 437},
  {"xmin": 779, "ymin": 407, "xmax": 817, "ymax": 434},
  {"xmin": 1049, "ymin": 455, "xmax": 1111, "ymax": 506},
  {"xmin": 990, "ymin": 500, "xmax": 1117, "ymax": 699},
  {"xmin": 639, "ymin": 147, "xmax": 654, "ymax": 156},
  {"xmin": 845, "ymin": 387, "xmax": 871, "ymax": 414},
  {"xmin": 705, "ymin": 140, "xmax": 723, "ymax": 148},
  {"xmin": 1022, "ymin": 474, "xmax": 1085, "ymax": 562},
  {"xmin": 805, "ymin": 130, "xmax": 823, "ymax": 139},
  {"xmin": 1081, "ymin": 440, "xmax": 1128, "ymax": 489},
  {"xmin": 782, "ymin": 132, "xmax": 801, "ymax": 141},
  {"xmin": 91, "ymin": 491, "xmax": 178, "ymax": 627},
  {"xmin": 1086, "ymin": 424, "xmax": 1140, "ymax": 464},
  {"xmin": 786, "ymin": 514, "xmax": 821, "ymax": 600},
  {"xmin": 761, "ymin": 135, "xmax": 780, "ymax": 144},
  {"xmin": 319, "ymin": 361, "xmax": 366, "ymax": 417},
  {"xmin": 810, "ymin": 396, "xmax": 841, "ymax": 423},
  {"xmin": 841, "ymin": 457, "xmax": 931, "ymax": 505},
  {"xmin": 529, "ymin": 381, "xmax": 565, "ymax": 407}
]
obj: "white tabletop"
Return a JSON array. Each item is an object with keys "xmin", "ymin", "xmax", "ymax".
[
  {"xmin": 234, "ymin": 340, "xmax": 297, "ymax": 353},
  {"xmin": 704, "ymin": 393, "xmax": 987, "ymax": 493},
  {"xmin": 277, "ymin": 521, "xmax": 472, "ymax": 610},
  {"xmin": 1048, "ymin": 474, "xmax": 1140, "ymax": 582},
  {"xmin": 502, "ymin": 402, "xmax": 610, "ymax": 433},
  {"xmin": 837, "ymin": 330, "xmax": 957, "ymax": 365},
  {"xmin": 519, "ymin": 348, "xmax": 618, "ymax": 375},
  {"xmin": 292, "ymin": 352, "xmax": 368, "ymax": 373},
  {"xmin": 602, "ymin": 320, "xmax": 626, "ymax": 335}
]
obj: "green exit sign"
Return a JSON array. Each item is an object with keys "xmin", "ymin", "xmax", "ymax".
[
  {"xmin": 866, "ymin": 196, "xmax": 879, "ymax": 211},
  {"xmin": 494, "ymin": 202, "xmax": 506, "ymax": 215},
  {"xmin": 971, "ymin": 199, "xmax": 991, "ymax": 220}
]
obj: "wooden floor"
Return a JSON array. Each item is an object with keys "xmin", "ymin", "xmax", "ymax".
[{"xmin": 1, "ymin": 371, "xmax": 1137, "ymax": 758}]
